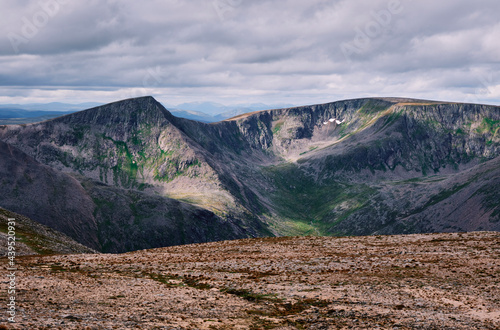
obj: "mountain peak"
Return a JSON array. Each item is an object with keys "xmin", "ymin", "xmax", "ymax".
[
  {"xmin": 46, "ymin": 95, "xmax": 176, "ymax": 127},
  {"xmin": 81, "ymin": 95, "xmax": 160, "ymax": 112}
]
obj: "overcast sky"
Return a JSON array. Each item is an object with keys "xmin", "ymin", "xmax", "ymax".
[{"xmin": 1, "ymin": 0, "xmax": 499, "ymax": 106}]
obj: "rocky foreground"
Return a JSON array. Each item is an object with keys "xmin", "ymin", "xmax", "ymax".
[{"xmin": 1, "ymin": 232, "xmax": 499, "ymax": 329}]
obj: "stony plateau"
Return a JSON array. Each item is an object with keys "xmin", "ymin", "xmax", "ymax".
[{"xmin": 0, "ymin": 232, "xmax": 498, "ymax": 329}]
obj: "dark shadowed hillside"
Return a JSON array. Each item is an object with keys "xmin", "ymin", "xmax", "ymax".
[{"xmin": 0, "ymin": 207, "xmax": 96, "ymax": 255}]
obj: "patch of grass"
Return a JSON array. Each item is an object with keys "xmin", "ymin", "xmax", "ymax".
[
  {"xmin": 476, "ymin": 117, "xmax": 500, "ymax": 135},
  {"xmin": 299, "ymin": 146, "xmax": 319, "ymax": 156},
  {"xmin": 184, "ymin": 276, "xmax": 212, "ymax": 290},
  {"xmin": 406, "ymin": 181, "xmax": 472, "ymax": 217},
  {"xmin": 270, "ymin": 299, "xmax": 330, "ymax": 317},
  {"xmin": 473, "ymin": 183, "xmax": 500, "ymax": 223},
  {"xmin": 483, "ymin": 117, "xmax": 500, "ymax": 130},
  {"xmin": 222, "ymin": 288, "xmax": 281, "ymax": 303},
  {"xmin": 50, "ymin": 264, "xmax": 71, "ymax": 272},
  {"xmin": 358, "ymin": 100, "xmax": 391, "ymax": 115},
  {"xmin": 130, "ymin": 134, "xmax": 142, "ymax": 145},
  {"xmin": 425, "ymin": 183, "xmax": 470, "ymax": 207},
  {"xmin": 96, "ymin": 134, "xmax": 141, "ymax": 188},
  {"xmin": 145, "ymin": 272, "xmax": 212, "ymax": 290},
  {"xmin": 0, "ymin": 211, "xmax": 62, "ymax": 255},
  {"xmin": 145, "ymin": 272, "xmax": 183, "ymax": 287},
  {"xmin": 152, "ymin": 146, "xmax": 203, "ymax": 183},
  {"xmin": 272, "ymin": 121, "xmax": 284, "ymax": 134},
  {"xmin": 377, "ymin": 109, "xmax": 403, "ymax": 132},
  {"xmin": 247, "ymin": 297, "xmax": 330, "ymax": 323}
]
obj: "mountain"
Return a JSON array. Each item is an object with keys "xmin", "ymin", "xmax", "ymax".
[
  {"xmin": 0, "ymin": 110, "xmax": 78, "ymax": 125},
  {"xmin": 168, "ymin": 101, "xmax": 296, "ymax": 122},
  {"xmin": 168, "ymin": 109, "xmax": 215, "ymax": 123},
  {"xmin": 0, "ymin": 138, "xmax": 251, "ymax": 253},
  {"xmin": 0, "ymin": 207, "xmax": 96, "ymax": 255},
  {"xmin": 0, "ymin": 101, "xmax": 291, "ymax": 125},
  {"xmin": 0, "ymin": 102, "xmax": 102, "ymax": 112},
  {"xmin": 0, "ymin": 98, "xmax": 266, "ymax": 252},
  {"xmin": 0, "ymin": 102, "xmax": 102, "ymax": 125},
  {"xmin": 0, "ymin": 96, "xmax": 498, "ymax": 252}
]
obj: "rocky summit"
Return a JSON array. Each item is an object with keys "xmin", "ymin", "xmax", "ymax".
[{"xmin": 0, "ymin": 96, "xmax": 499, "ymax": 252}]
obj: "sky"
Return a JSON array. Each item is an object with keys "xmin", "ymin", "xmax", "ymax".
[{"xmin": 1, "ymin": 0, "xmax": 499, "ymax": 107}]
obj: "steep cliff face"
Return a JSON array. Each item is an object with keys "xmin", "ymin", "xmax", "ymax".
[
  {"xmin": 0, "ymin": 96, "xmax": 498, "ymax": 252},
  {"xmin": 1, "ymin": 98, "xmax": 206, "ymax": 185},
  {"xmin": 220, "ymin": 98, "xmax": 395, "ymax": 160},
  {"xmin": 216, "ymin": 99, "xmax": 499, "ymax": 167},
  {"xmin": 400, "ymin": 103, "xmax": 500, "ymax": 159},
  {"xmin": 220, "ymin": 99, "xmax": 500, "ymax": 236}
]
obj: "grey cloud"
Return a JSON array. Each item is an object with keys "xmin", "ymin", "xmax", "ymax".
[{"xmin": 0, "ymin": 0, "xmax": 499, "ymax": 105}]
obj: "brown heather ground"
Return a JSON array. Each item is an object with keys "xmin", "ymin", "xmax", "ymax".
[{"xmin": 1, "ymin": 231, "xmax": 499, "ymax": 329}]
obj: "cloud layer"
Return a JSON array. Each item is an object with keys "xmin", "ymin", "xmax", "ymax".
[{"xmin": 1, "ymin": 0, "xmax": 499, "ymax": 106}]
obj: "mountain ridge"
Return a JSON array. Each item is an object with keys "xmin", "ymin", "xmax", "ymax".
[{"xmin": 0, "ymin": 96, "xmax": 498, "ymax": 252}]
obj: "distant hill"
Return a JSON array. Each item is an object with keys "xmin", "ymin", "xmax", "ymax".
[
  {"xmin": 167, "ymin": 101, "xmax": 296, "ymax": 122},
  {"xmin": 0, "ymin": 109, "xmax": 78, "ymax": 125},
  {"xmin": 170, "ymin": 101, "xmax": 294, "ymax": 116},
  {"xmin": 0, "ymin": 102, "xmax": 102, "ymax": 125},
  {"xmin": 0, "ymin": 102, "xmax": 102, "ymax": 112},
  {"xmin": 0, "ymin": 96, "xmax": 498, "ymax": 252}
]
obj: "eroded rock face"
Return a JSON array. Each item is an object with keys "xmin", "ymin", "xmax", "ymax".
[{"xmin": 0, "ymin": 96, "xmax": 499, "ymax": 252}]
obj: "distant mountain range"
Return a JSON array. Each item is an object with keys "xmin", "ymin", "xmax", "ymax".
[
  {"xmin": 0, "ymin": 102, "xmax": 103, "ymax": 112},
  {"xmin": 0, "ymin": 102, "xmax": 101, "ymax": 125},
  {"xmin": 0, "ymin": 96, "xmax": 498, "ymax": 253},
  {"xmin": 0, "ymin": 101, "xmax": 294, "ymax": 124},
  {"xmin": 167, "ymin": 101, "xmax": 295, "ymax": 122}
]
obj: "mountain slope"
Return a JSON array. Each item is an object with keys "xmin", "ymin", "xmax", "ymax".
[
  {"xmin": 0, "ymin": 96, "xmax": 498, "ymax": 252},
  {"xmin": 0, "ymin": 140, "xmax": 99, "ymax": 249},
  {"xmin": 0, "ymin": 137, "xmax": 259, "ymax": 253},
  {"xmin": 0, "ymin": 207, "xmax": 96, "ymax": 255}
]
